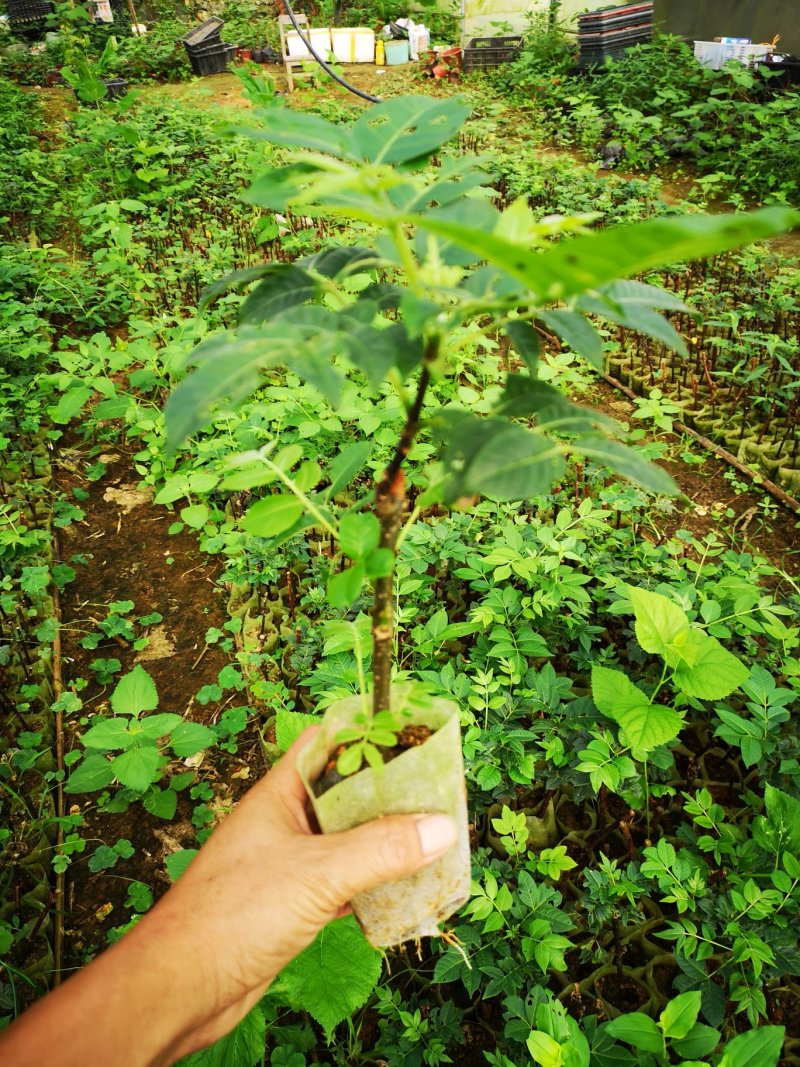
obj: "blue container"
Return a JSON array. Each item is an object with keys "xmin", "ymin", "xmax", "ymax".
[{"xmin": 384, "ymin": 39, "xmax": 410, "ymax": 64}]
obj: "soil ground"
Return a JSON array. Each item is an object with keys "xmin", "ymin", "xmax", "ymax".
[{"xmin": 55, "ymin": 438, "xmax": 261, "ymax": 967}]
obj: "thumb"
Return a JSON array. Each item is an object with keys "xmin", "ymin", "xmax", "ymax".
[{"xmin": 316, "ymin": 813, "xmax": 457, "ymax": 903}]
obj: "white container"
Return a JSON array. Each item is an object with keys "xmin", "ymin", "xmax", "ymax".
[
  {"xmin": 286, "ymin": 27, "xmax": 332, "ymax": 59},
  {"xmin": 694, "ymin": 38, "xmax": 772, "ymax": 70},
  {"xmin": 408, "ymin": 24, "xmax": 430, "ymax": 60},
  {"xmin": 694, "ymin": 40, "xmax": 723, "ymax": 69},
  {"xmin": 331, "ymin": 27, "xmax": 375, "ymax": 63}
]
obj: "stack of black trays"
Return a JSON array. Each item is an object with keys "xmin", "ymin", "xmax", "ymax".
[
  {"xmin": 577, "ymin": 2, "xmax": 653, "ymax": 68},
  {"xmin": 181, "ymin": 17, "xmax": 237, "ymax": 76},
  {"xmin": 7, "ymin": 0, "xmax": 54, "ymax": 38}
]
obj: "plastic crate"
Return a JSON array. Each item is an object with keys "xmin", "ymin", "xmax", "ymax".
[
  {"xmin": 577, "ymin": 2, "xmax": 652, "ymax": 23},
  {"xmin": 693, "ymin": 39, "xmax": 771, "ymax": 71},
  {"xmin": 182, "ymin": 17, "xmax": 224, "ymax": 48},
  {"xmin": 579, "ymin": 25, "xmax": 652, "ymax": 44},
  {"xmin": 184, "ymin": 38, "xmax": 230, "ymax": 56},
  {"xmin": 188, "ymin": 43, "xmax": 236, "ymax": 76},
  {"xmin": 7, "ymin": 3, "xmax": 53, "ymax": 19},
  {"xmin": 757, "ymin": 57, "xmax": 800, "ymax": 86},
  {"xmin": 462, "ymin": 35, "xmax": 522, "ymax": 71},
  {"xmin": 7, "ymin": 0, "xmax": 53, "ymax": 13}
]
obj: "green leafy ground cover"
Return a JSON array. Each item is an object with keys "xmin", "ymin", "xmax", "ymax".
[{"xmin": 1, "ymin": 43, "xmax": 800, "ymax": 1067}]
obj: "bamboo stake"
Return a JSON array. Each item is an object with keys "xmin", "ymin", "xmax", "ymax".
[{"xmin": 51, "ymin": 544, "xmax": 65, "ymax": 988}]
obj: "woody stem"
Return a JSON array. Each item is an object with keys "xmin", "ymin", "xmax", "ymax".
[{"xmin": 371, "ymin": 342, "xmax": 437, "ymax": 715}]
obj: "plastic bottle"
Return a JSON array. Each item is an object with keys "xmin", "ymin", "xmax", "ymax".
[{"xmin": 375, "ymin": 38, "xmax": 385, "ymax": 65}]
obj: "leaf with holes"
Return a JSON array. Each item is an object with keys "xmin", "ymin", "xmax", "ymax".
[{"xmin": 351, "ymin": 96, "xmax": 472, "ymax": 165}]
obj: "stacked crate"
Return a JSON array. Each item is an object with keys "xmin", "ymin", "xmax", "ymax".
[
  {"xmin": 7, "ymin": 0, "xmax": 54, "ymax": 38},
  {"xmin": 577, "ymin": 2, "xmax": 653, "ymax": 68},
  {"xmin": 181, "ymin": 17, "xmax": 237, "ymax": 76}
]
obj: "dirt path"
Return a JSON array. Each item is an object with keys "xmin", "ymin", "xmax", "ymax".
[{"xmin": 54, "ymin": 438, "xmax": 259, "ymax": 966}]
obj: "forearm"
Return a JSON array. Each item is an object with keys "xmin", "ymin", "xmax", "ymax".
[{"xmin": 0, "ymin": 903, "xmax": 226, "ymax": 1067}]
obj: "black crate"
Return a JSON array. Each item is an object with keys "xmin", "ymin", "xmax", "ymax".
[
  {"xmin": 756, "ymin": 57, "xmax": 800, "ymax": 88},
  {"xmin": 578, "ymin": 20, "xmax": 652, "ymax": 40},
  {"xmin": 577, "ymin": 2, "xmax": 652, "ymax": 25},
  {"xmin": 462, "ymin": 35, "xmax": 522, "ymax": 71},
  {"xmin": 184, "ymin": 38, "xmax": 229, "ymax": 57},
  {"xmin": 188, "ymin": 43, "xmax": 236, "ymax": 76},
  {"xmin": 182, "ymin": 17, "xmax": 224, "ymax": 48},
  {"xmin": 7, "ymin": 0, "xmax": 53, "ymax": 15}
]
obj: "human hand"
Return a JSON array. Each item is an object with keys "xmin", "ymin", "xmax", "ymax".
[
  {"xmin": 153, "ymin": 727, "xmax": 457, "ymax": 1058},
  {"xmin": 0, "ymin": 731, "xmax": 458, "ymax": 1067}
]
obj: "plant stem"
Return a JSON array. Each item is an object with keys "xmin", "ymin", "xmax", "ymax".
[{"xmin": 371, "ymin": 342, "xmax": 437, "ymax": 715}]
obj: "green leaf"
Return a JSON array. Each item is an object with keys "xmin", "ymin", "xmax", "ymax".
[
  {"xmin": 503, "ymin": 320, "xmax": 539, "ymax": 373},
  {"xmin": 143, "ymin": 786, "xmax": 178, "ymax": 820},
  {"xmin": 327, "ymin": 561, "xmax": 366, "ymax": 608},
  {"xmin": 166, "ymin": 848, "xmax": 198, "ymax": 882},
  {"xmin": 672, "ymin": 1022, "xmax": 721, "ymax": 1059},
  {"xmin": 601, "ymin": 279, "xmax": 691, "ymax": 313},
  {"xmin": 50, "ymin": 385, "xmax": 93, "ymax": 424},
  {"xmin": 494, "ymin": 377, "xmax": 604, "ymax": 430},
  {"xmin": 163, "ymin": 327, "xmax": 287, "ymax": 452},
  {"xmin": 365, "ymin": 547, "xmax": 394, "ymax": 579},
  {"xmin": 326, "ymin": 442, "xmax": 373, "ymax": 499},
  {"xmin": 244, "ymin": 161, "xmax": 320, "ymax": 211},
  {"xmin": 249, "ymin": 108, "xmax": 352, "ymax": 158},
  {"xmin": 181, "ymin": 504, "xmax": 209, "ymax": 530},
  {"xmin": 526, "ymin": 1030, "xmax": 563, "ymax": 1066},
  {"xmin": 89, "ymin": 845, "xmax": 125, "ymax": 873},
  {"xmin": 0, "ymin": 924, "xmax": 14, "ymax": 956},
  {"xmin": 673, "ymin": 632, "xmax": 749, "ymax": 700},
  {"xmin": 626, "ymin": 586, "xmax": 692, "ymax": 665},
  {"xmin": 137, "ymin": 713, "xmax": 184, "ymax": 740},
  {"xmin": 280, "ymin": 916, "xmax": 382, "ymax": 1035},
  {"xmin": 81, "ymin": 718, "xmax": 132, "ymax": 751},
  {"xmin": 592, "ymin": 665, "xmax": 682, "ymax": 758},
  {"xmin": 170, "ymin": 722, "xmax": 216, "ymax": 758},
  {"xmin": 302, "ymin": 245, "xmax": 379, "ymax": 278},
  {"xmin": 294, "ymin": 460, "xmax": 322, "ymax": 492},
  {"xmin": 578, "ymin": 437, "xmax": 678, "ymax": 495},
  {"xmin": 242, "ymin": 495, "xmax": 305, "ymax": 538},
  {"xmin": 763, "ymin": 785, "xmax": 800, "ymax": 854},
  {"xmin": 179, "ymin": 1005, "xmax": 266, "ymax": 1067},
  {"xmin": 199, "ymin": 263, "xmax": 283, "ymax": 310},
  {"xmin": 717, "ymin": 1026, "xmax": 785, "ymax": 1067},
  {"xmin": 605, "ymin": 1012, "xmax": 663, "ymax": 1053},
  {"xmin": 111, "ymin": 746, "xmax": 162, "ymax": 792},
  {"xmin": 111, "ymin": 665, "xmax": 158, "ymax": 717},
  {"xmin": 275, "ymin": 709, "xmax": 321, "ymax": 753},
  {"xmin": 466, "ymin": 424, "xmax": 565, "ymax": 501},
  {"xmin": 238, "ymin": 265, "xmax": 318, "ymax": 325},
  {"xmin": 435, "ymin": 413, "xmax": 565, "ymax": 504},
  {"xmin": 351, "ymin": 96, "xmax": 472, "ymax": 164},
  {"xmin": 339, "ymin": 512, "xmax": 380, "ymax": 559},
  {"xmin": 65, "ymin": 754, "xmax": 115, "ymax": 794},
  {"xmin": 660, "ymin": 991, "xmax": 701, "ymax": 1040},
  {"xmin": 416, "ymin": 207, "xmax": 799, "ymax": 305},
  {"xmin": 538, "ymin": 309, "xmax": 605, "ymax": 369}
]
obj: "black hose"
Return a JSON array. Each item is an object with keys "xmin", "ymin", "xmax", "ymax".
[{"xmin": 282, "ymin": 0, "xmax": 382, "ymax": 104}]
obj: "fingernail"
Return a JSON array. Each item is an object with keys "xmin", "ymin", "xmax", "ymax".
[{"xmin": 415, "ymin": 814, "xmax": 457, "ymax": 858}]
